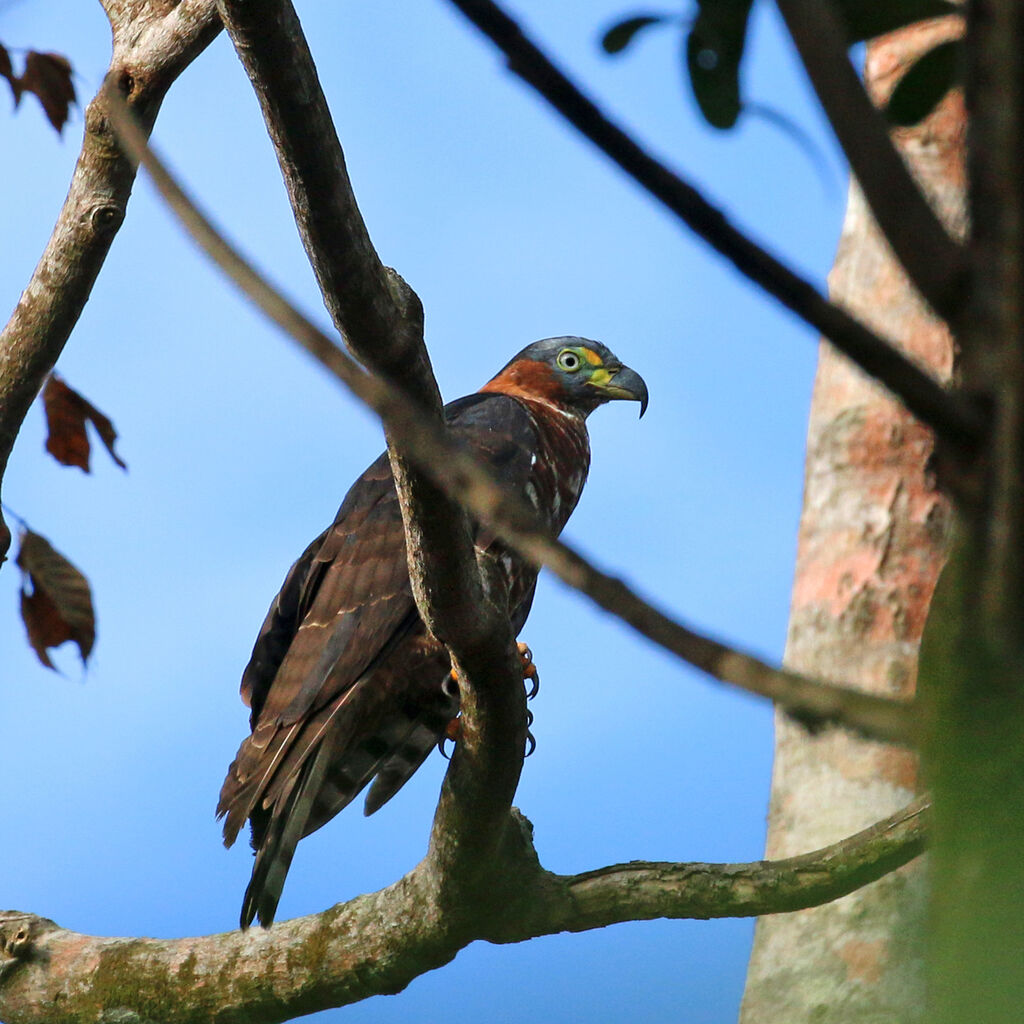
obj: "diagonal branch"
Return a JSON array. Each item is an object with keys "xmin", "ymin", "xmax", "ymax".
[
  {"xmin": 442, "ymin": 0, "xmax": 986, "ymax": 452},
  {"xmin": 0, "ymin": 0, "xmax": 220, "ymax": 564},
  {"xmin": 103, "ymin": 99, "xmax": 915, "ymax": 748},
  {"xmin": 0, "ymin": 798, "xmax": 927, "ymax": 1024},
  {"xmin": 775, "ymin": 0, "xmax": 966, "ymax": 324}
]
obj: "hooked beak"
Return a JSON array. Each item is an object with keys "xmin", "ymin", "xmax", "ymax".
[{"xmin": 593, "ymin": 365, "xmax": 649, "ymax": 418}]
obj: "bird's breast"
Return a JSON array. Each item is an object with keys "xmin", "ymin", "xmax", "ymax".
[{"xmin": 523, "ymin": 402, "xmax": 591, "ymax": 534}]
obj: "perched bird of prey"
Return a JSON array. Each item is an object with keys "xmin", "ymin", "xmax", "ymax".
[{"xmin": 218, "ymin": 337, "xmax": 647, "ymax": 928}]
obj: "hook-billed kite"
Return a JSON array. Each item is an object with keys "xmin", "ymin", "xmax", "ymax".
[{"xmin": 218, "ymin": 337, "xmax": 648, "ymax": 928}]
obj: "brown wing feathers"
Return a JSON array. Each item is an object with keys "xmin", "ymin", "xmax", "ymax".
[{"xmin": 218, "ymin": 392, "xmax": 586, "ymax": 928}]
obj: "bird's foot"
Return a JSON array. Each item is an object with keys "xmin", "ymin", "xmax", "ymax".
[
  {"xmin": 438, "ymin": 711, "xmax": 535, "ymax": 759},
  {"xmin": 517, "ymin": 643, "xmax": 538, "ymax": 753},
  {"xmin": 447, "ymin": 643, "xmax": 538, "ymax": 698},
  {"xmin": 438, "ymin": 644, "xmax": 538, "ymax": 759},
  {"xmin": 518, "ymin": 642, "xmax": 540, "ymax": 699}
]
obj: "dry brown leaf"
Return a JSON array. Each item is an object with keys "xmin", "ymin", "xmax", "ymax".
[
  {"xmin": 19, "ymin": 50, "xmax": 75, "ymax": 134},
  {"xmin": 43, "ymin": 375, "xmax": 127, "ymax": 473},
  {"xmin": 16, "ymin": 529, "xmax": 95, "ymax": 669}
]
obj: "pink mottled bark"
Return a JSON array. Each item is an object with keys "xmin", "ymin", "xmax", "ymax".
[{"xmin": 741, "ymin": 21, "xmax": 964, "ymax": 1023}]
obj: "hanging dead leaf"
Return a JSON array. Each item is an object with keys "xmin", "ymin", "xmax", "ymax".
[
  {"xmin": 43, "ymin": 375, "xmax": 127, "ymax": 473},
  {"xmin": 19, "ymin": 50, "xmax": 75, "ymax": 134},
  {"xmin": 16, "ymin": 529, "xmax": 95, "ymax": 669}
]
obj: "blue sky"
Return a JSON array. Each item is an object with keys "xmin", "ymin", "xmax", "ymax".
[{"xmin": 0, "ymin": 2, "xmax": 844, "ymax": 1021}]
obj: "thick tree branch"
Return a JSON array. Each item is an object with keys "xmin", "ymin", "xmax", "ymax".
[
  {"xmin": 775, "ymin": 0, "xmax": 966, "ymax": 324},
  {"xmin": 0, "ymin": 0, "xmax": 220, "ymax": 562},
  {"xmin": 442, "ymin": 0, "xmax": 985, "ymax": 452},
  {"xmin": 213, "ymin": 0, "xmax": 500, "ymax": 650},
  {"xmin": 0, "ymin": 798, "xmax": 927, "ymax": 1024},
  {"xmin": 105, "ymin": 103, "xmax": 915, "ymax": 748},
  {"xmin": 215, "ymin": 0, "xmax": 530, "ymax": 882},
  {"xmin": 503, "ymin": 795, "xmax": 929, "ymax": 938},
  {"xmin": 216, "ymin": 0, "xmax": 437, "ymax": 408}
]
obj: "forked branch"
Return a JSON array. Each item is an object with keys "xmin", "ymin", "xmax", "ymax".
[{"xmin": 0, "ymin": 798, "xmax": 927, "ymax": 1024}]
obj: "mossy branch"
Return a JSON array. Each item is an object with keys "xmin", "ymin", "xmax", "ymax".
[{"xmin": 0, "ymin": 799, "xmax": 927, "ymax": 1024}]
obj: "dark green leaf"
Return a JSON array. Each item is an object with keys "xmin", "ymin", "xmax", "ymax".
[
  {"xmin": 685, "ymin": 0, "xmax": 753, "ymax": 130},
  {"xmin": 600, "ymin": 13, "xmax": 669, "ymax": 55},
  {"xmin": 885, "ymin": 40, "xmax": 959, "ymax": 126},
  {"xmin": 836, "ymin": 0, "xmax": 958, "ymax": 44}
]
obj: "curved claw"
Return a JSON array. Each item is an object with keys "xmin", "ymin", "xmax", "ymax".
[
  {"xmin": 525, "ymin": 672, "xmax": 540, "ymax": 701},
  {"xmin": 438, "ymin": 715, "xmax": 461, "ymax": 760},
  {"xmin": 524, "ymin": 707, "xmax": 537, "ymax": 756},
  {"xmin": 517, "ymin": 642, "xmax": 540, "ymax": 699}
]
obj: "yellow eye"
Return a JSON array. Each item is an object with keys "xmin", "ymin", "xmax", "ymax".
[{"xmin": 557, "ymin": 349, "xmax": 582, "ymax": 372}]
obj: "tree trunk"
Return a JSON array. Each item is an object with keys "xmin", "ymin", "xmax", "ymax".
[{"xmin": 740, "ymin": 22, "xmax": 965, "ymax": 1023}]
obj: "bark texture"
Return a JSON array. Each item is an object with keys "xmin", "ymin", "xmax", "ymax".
[
  {"xmin": 0, "ymin": 800, "xmax": 926, "ymax": 1024},
  {"xmin": 741, "ymin": 21, "xmax": 965, "ymax": 1024}
]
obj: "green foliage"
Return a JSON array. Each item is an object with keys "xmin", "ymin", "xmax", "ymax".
[
  {"xmin": 685, "ymin": 0, "xmax": 752, "ymax": 129},
  {"xmin": 599, "ymin": 0, "xmax": 961, "ymax": 132},
  {"xmin": 600, "ymin": 13, "xmax": 670, "ymax": 54}
]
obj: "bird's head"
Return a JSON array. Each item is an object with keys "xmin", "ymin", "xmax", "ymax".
[{"xmin": 481, "ymin": 337, "xmax": 648, "ymax": 418}]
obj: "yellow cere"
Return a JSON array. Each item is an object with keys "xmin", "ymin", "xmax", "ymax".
[
  {"xmin": 588, "ymin": 368, "xmax": 613, "ymax": 386},
  {"xmin": 581, "ymin": 347, "xmax": 604, "ymax": 366}
]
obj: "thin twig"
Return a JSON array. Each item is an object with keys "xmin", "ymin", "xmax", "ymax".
[
  {"xmin": 104, "ymin": 90, "xmax": 915, "ymax": 747},
  {"xmin": 775, "ymin": 0, "xmax": 966, "ymax": 324},
  {"xmin": 443, "ymin": 0, "xmax": 985, "ymax": 451}
]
